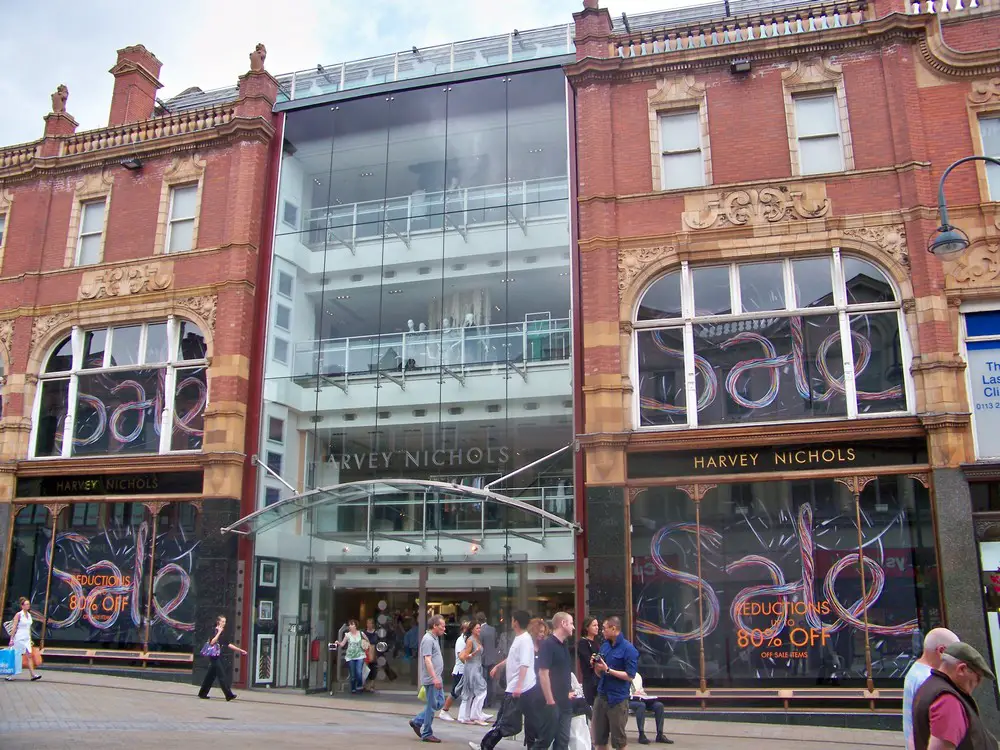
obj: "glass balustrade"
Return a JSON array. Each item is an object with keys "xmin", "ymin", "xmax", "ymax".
[
  {"xmin": 302, "ymin": 176, "xmax": 569, "ymax": 251},
  {"xmin": 306, "ymin": 484, "xmax": 575, "ymax": 539},
  {"xmin": 293, "ymin": 318, "xmax": 570, "ymax": 380},
  {"xmin": 283, "ymin": 24, "xmax": 574, "ymax": 103}
]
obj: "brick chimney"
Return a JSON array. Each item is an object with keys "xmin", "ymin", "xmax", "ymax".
[
  {"xmin": 574, "ymin": 0, "xmax": 613, "ymax": 61},
  {"xmin": 108, "ymin": 45, "xmax": 163, "ymax": 126}
]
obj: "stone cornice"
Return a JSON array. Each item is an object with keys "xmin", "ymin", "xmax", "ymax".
[
  {"xmin": 566, "ymin": 12, "xmax": 1000, "ymax": 86},
  {"xmin": 0, "ymin": 113, "xmax": 275, "ymax": 184},
  {"xmin": 566, "ymin": 14, "xmax": 936, "ymax": 85}
]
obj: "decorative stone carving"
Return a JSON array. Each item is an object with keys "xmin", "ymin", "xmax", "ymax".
[
  {"xmin": 782, "ymin": 56, "xmax": 843, "ymax": 87},
  {"xmin": 51, "ymin": 84, "xmax": 69, "ymax": 113},
  {"xmin": 250, "ymin": 43, "xmax": 267, "ymax": 73},
  {"xmin": 0, "ymin": 319, "xmax": 13, "ymax": 363},
  {"xmin": 620, "ymin": 320, "xmax": 634, "ymax": 335},
  {"xmin": 30, "ymin": 313, "xmax": 72, "ymax": 353},
  {"xmin": 682, "ymin": 186, "xmax": 830, "ymax": 230},
  {"xmin": 970, "ymin": 78, "xmax": 1000, "ymax": 105},
  {"xmin": 176, "ymin": 295, "xmax": 218, "ymax": 333},
  {"xmin": 618, "ymin": 245, "xmax": 675, "ymax": 293},
  {"xmin": 947, "ymin": 243, "xmax": 1000, "ymax": 288},
  {"xmin": 78, "ymin": 262, "xmax": 173, "ymax": 300},
  {"xmin": 648, "ymin": 75, "xmax": 705, "ymax": 108},
  {"xmin": 842, "ymin": 225, "xmax": 908, "ymax": 267}
]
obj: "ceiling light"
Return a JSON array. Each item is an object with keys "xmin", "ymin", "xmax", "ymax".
[
  {"xmin": 336, "ymin": 295, "xmax": 350, "ymax": 300},
  {"xmin": 528, "ymin": 148, "xmax": 544, "ymax": 154},
  {"xmin": 314, "ymin": 178, "xmax": 322, "ymax": 185},
  {"xmin": 388, "ymin": 289, "xmax": 403, "ymax": 295},
  {"xmin": 360, "ymin": 171, "xmax": 374, "ymax": 177}
]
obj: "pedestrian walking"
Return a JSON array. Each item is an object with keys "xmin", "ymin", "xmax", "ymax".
[
  {"xmin": 478, "ymin": 611, "xmax": 499, "ymax": 707},
  {"xmin": 576, "ymin": 616, "xmax": 600, "ymax": 706},
  {"xmin": 912, "ymin": 641, "xmax": 997, "ymax": 749},
  {"xmin": 458, "ymin": 620, "xmax": 491, "ymax": 725},
  {"xmin": 198, "ymin": 615, "xmax": 246, "ymax": 701},
  {"xmin": 535, "ymin": 612, "xmax": 576, "ymax": 750},
  {"xmin": 440, "ymin": 618, "xmax": 470, "ymax": 722},
  {"xmin": 901, "ymin": 628, "xmax": 958, "ymax": 750},
  {"xmin": 469, "ymin": 610, "xmax": 538, "ymax": 750},
  {"xmin": 5, "ymin": 597, "xmax": 41, "ymax": 682},
  {"xmin": 409, "ymin": 614, "xmax": 447, "ymax": 743},
  {"xmin": 339, "ymin": 619, "xmax": 370, "ymax": 694},
  {"xmin": 591, "ymin": 616, "xmax": 638, "ymax": 750}
]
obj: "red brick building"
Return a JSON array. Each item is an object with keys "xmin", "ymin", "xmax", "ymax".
[
  {"xmin": 569, "ymin": 0, "xmax": 1000, "ymax": 718},
  {"xmin": 0, "ymin": 43, "xmax": 280, "ymax": 687}
]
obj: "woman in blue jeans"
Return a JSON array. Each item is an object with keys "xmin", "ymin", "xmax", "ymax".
[{"xmin": 339, "ymin": 620, "xmax": 370, "ymax": 694}]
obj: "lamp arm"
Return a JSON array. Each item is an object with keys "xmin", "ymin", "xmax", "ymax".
[{"xmin": 937, "ymin": 155, "xmax": 1000, "ymax": 228}]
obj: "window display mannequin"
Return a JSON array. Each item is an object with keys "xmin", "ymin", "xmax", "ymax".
[
  {"xmin": 463, "ymin": 313, "xmax": 480, "ymax": 366},
  {"xmin": 418, "ymin": 323, "xmax": 427, "ymax": 332},
  {"xmin": 407, "ymin": 319, "xmax": 416, "ymax": 333}
]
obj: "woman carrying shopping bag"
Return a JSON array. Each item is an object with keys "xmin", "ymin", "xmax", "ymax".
[
  {"xmin": 6, "ymin": 597, "xmax": 41, "ymax": 682},
  {"xmin": 198, "ymin": 615, "xmax": 246, "ymax": 701},
  {"xmin": 338, "ymin": 619, "xmax": 370, "ymax": 694}
]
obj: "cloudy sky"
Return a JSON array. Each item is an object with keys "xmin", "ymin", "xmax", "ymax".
[{"xmin": 0, "ymin": 0, "xmax": 711, "ymax": 146}]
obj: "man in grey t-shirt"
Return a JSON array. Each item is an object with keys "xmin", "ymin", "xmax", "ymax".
[{"xmin": 410, "ymin": 615, "xmax": 447, "ymax": 743}]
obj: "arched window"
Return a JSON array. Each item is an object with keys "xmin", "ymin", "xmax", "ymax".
[
  {"xmin": 634, "ymin": 252, "xmax": 908, "ymax": 428},
  {"xmin": 33, "ymin": 318, "xmax": 208, "ymax": 458}
]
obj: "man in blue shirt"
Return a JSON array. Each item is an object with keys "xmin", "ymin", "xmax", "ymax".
[
  {"xmin": 902, "ymin": 627, "xmax": 957, "ymax": 750},
  {"xmin": 592, "ymin": 616, "xmax": 638, "ymax": 750}
]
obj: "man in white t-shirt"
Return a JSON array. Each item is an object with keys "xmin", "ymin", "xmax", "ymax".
[
  {"xmin": 470, "ymin": 610, "xmax": 537, "ymax": 750},
  {"xmin": 902, "ymin": 627, "xmax": 958, "ymax": 750}
]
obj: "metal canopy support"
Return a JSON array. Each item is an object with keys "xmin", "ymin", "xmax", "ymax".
[
  {"xmin": 505, "ymin": 529, "xmax": 544, "ymax": 546},
  {"xmin": 321, "ymin": 374, "xmax": 348, "ymax": 393},
  {"xmin": 507, "ymin": 207, "xmax": 527, "ymax": 236},
  {"xmin": 252, "ymin": 454, "xmax": 297, "ymax": 494},
  {"xmin": 386, "ymin": 221, "xmax": 411, "ymax": 249},
  {"xmin": 373, "ymin": 532, "xmax": 425, "ymax": 546},
  {"xmin": 445, "ymin": 214, "xmax": 468, "ymax": 242},
  {"xmin": 377, "ymin": 371, "xmax": 405, "ymax": 391},
  {"xmin": 505, "ymin": 360, "xmax": 526, "ymax": 382},
  {"xmin": 330, "ymin": 229, "xmax": 356, "ymax": 254},
  {"xmin": 440, "ymin": 365, "xmax": 465, "ymax": 386},
  {"xmin": 435, "ymin": 530, "xmax": 482, "ymax": 545}
]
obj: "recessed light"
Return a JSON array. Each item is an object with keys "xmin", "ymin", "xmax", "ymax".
[
  {"xmin": 336, "ymin": 295, "xmax": 350, "ymax": 300},
  {"xmin": 528, "ymin": 148, "xmax": 544, "ymax": 154},
  {"xmin": 360, "ymin": 171, "xmax": 374, "ymax": 177},
  {"xmin": 500, "ymin": 278, "xmax": 515, "ymax": 283},
  {"xmin": 314, "ymin": 178, "xmax": 322, "ymax": 185},
  {"xmin": 388, "ymin": 289, "xmax": 403, "ymax": 295}
]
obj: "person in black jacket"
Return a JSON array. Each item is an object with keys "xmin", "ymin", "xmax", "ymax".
[
  {"xmin": 576, "ymin": 616, "xmax": 600, "ymax": 706},
  {"xmin": 198, "ymin": 615, "xmax": 247, "ymax": 701}
]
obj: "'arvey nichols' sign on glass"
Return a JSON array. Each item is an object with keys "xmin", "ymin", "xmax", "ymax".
[
  {"xmin": 628, "ymin": 440, "xmax": 927, "ymax": 479},
  {"xmin": 329, "ymin": 447, "xmax": 511, "ymax": 471}
]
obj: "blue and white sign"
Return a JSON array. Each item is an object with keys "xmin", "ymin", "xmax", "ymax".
[{"xmin": 967, "ymin": 311, "xmax": 1000, "ymax": 459}]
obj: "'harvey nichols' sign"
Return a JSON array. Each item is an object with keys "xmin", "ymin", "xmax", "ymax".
[{"xmin": 330, "ymin": 446, "xmax": 511, "ymax": 470}]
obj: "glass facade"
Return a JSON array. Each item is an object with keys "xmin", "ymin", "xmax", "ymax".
[{"xmin": 253, "ymin": 66, "xmax": 575, "ymax": 689}]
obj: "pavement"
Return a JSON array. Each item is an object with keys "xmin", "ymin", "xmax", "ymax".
[{"xmin": 0, "ymin": 670, "xmax": 904, "ymax": 749}]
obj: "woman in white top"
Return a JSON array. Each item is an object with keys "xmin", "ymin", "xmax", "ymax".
[{"xmin": 6, "ymin": 596, "xmax": 41, "ymax": 682}]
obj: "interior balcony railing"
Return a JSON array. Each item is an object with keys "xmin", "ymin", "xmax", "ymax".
[
  {"xmin": 304, "ymin": 483, "xmax": 576, "ymax": 543},
  {"xmin": 293, "ymin": 318, "xmax": 571, "ymax": 388},
  {"xmin": 301, "ymin": 176, "xmax": 569, "ymax": 253},
  {"xmin": 277, "ymin": 24, "xmax": 574, "ymax": 104}
]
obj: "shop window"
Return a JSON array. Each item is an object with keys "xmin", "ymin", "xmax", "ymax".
[
  {"xmin": 971, "ymin": 483, "xmax": 1000, "ymax": 513},
  {"xmin": 264, "ymin": 486, "xmax": 281, "ymax": 507},
  {"xmin": 31, "ymin": 319, "xmax": 209, "ymax": 458},
  {"xmin": 3, "ymin": 505, "xmax": 50, "ymax": 622},
  {"xmin": 635, "ymin": 253, "xmax": 907, "ymax": 429},
  {"xmin": 266, "ymin": 451, "xmax": 283, "ymax": 476},
  {"xmin": 631, "ymin": 474, "xmax": 939, "ymax": 688},
  {"xmin": 980, "ymin": 116, "xmax": 1000, "ymax": 200},
  {"xmin": 965, "ymin": 310, "xmax": 1000, "ymax": 459}
]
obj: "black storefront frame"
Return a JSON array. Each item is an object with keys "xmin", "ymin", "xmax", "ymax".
[{"xmin": 623, "ymin": 453, "xmax": 941, "ymax": 699}]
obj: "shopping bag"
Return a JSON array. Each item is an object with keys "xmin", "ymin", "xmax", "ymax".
[
  {"xmin": 417, "ymin": 684, "xmax": 426, "ymax": 701},
  {"xmin": 569, "ymin": 714, "xmax": 590, "ymax": 750},
  {"xmin": 362, "ymin": 663, "xmax": 371, "ymax": 682},
  {"xmin": 31, "ymin": 646, "xmax": 42, "ymax": 667},
  {"xmin": 0, "ymin": 647, "xmax": 21, "ymax": 676}
]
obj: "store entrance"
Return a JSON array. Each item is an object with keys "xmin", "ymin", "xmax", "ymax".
[{"xmin": 324, "ymin": 567, "xmax": 574, "ymax": 693}]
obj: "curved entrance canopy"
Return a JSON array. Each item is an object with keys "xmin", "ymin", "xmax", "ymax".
[{"xmin": 222, "ymin": 479, "xmax": 581, "ymax": 539}]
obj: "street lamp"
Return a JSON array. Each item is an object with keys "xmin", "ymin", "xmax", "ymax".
[{"xmin": 929, "ymin": 155, "xmax": 1000, "ymax": 257}]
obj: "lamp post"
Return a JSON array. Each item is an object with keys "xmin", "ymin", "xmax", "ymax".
[{"xmin": 928, "ymin": 155, "xmax": 1000, "ymax": 257}]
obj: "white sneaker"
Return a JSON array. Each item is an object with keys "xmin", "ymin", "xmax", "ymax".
[
  {"xmin": 469, "ymin": 743, "xmax": 481, "ymax": 750},
  {"xmin": 479, "ymin": 714, "xmax": 493, "ymax": 721},
  {"xmin": 438, "ymin": 710, "xmax": 454, "ymax": 722}
]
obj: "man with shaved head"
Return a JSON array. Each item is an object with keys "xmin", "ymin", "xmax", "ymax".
[{"xmin": 903, "ymin": 628, "xmax": 959, "ymax": 750}]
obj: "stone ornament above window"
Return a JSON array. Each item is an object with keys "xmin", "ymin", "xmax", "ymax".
[
  {"xmin": 841, "ymin": 225, "xmax": 908, "ymax": 269},
  {"xmin": 782, "ymin": 56, "xmax": 854, "ymax": 176},
  {"xmin": 63, "ymin": 169, "xmax": 115, "ymax": 267},
  {"xmin": 0, "ymin": 319, "xmax": 13, "ymax": 364},
  {"xmin": 969, "ymin": 78, "xmax": 1000, "ymax": 105},
  {"xmin": 681, "ymin": 185, "xmax": 830, "ymax": 230},
  {"xmin": 78, "ymin": 261, "xmax": 174, "ymax": 300},
  {"xmin": 618, "ymin": 245, "xmax": 676, "ymax": 293},
  {"xmin": 647, "ymin": 75, "xmax": 711, "ymax": 190},
  {"xmin": 175, "ymin": 294, "xmax": 218, "ymax": 334}
]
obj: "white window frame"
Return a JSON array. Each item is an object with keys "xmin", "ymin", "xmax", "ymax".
[
  {"xmin": 658, "ymin": 110, "xmax": 705, "ymax": 190},
  {"xmin": 978, "ymin": 114, "xmax": 1000, "ymax": 201},
  {"xmin": 29, "ymin": 317, "xmax": 209, "ymax": 458},
  {"xmin": 75, "ymin": 199, "xmax": 107, "ymax": 266},
  {"xmin": 272, "ymin": 336, "xmax": 289, "ymax": 365},
  {"xmin": 793, "ymin": 93, "xmax": 844, "ymax": 175},
  {"xmin": 165, "ymin": 184, "xmax": 198, "ymax": 253},
  {"xmin": 631, "ymin": 250, "xmax": 913, "ymax": 431}
]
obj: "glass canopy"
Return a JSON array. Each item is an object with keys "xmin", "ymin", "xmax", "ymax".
[{"xmin": 223, "ymin": 479, "xmax": 580, "ymax": 540}]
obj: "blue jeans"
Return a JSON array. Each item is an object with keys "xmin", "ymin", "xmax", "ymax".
[
  {"xmin": 413, "ymin": 684, "xmax": 444, "ymax": 739},
  {"xmin": 348, "ymin": 659, "xmax": 364, "ymax": 692}
]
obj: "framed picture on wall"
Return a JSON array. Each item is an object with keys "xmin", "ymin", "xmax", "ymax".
[
  {"xmin": 258, "ymin": 600, "xmax": 274, "ymax": 622},
  {"xmin": 255, "ymin": 633, "xmax": 275, "ymax": 684},
  {"xmin": 302, "ymin": 565, "xmax": 312, "ymax": 590},
  {"xmin": 259, "ymin": 560, "xmax": 277, "ymax": 587}
]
